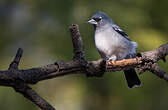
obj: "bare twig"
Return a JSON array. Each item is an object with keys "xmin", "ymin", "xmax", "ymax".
[{"xmin": 9, "ymin": 48, "xmax": 23, "ymax": 70}]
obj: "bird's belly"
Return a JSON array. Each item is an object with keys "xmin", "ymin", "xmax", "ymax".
[{"xmin": 95, "ymin": 32, "xmax": 130, "ymax": 60}]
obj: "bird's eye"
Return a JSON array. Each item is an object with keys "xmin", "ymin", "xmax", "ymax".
[{"xmin": 93, "ymin": 17, "xmax": 102, "ymax": 22}]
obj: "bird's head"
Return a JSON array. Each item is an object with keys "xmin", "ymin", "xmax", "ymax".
[{"xmin": 88, "ymin": 11, "xmax": 113, "ymax": 28}]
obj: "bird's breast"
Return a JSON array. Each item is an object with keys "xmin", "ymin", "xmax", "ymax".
[{"xmin": 94, "ymin": 28, "xmax": 131, "ymax": 59}]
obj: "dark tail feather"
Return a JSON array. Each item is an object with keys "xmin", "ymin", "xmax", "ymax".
[{"xmin": 124, "ymin": 69, "xmax": 141, "ymax": 88}]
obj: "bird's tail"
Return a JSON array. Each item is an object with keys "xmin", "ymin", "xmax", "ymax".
[{"xmin": 124, "ymin": 69, "xmax": 141, "ymax": 88}]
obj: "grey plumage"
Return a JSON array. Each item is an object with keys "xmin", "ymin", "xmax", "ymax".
[{"xmin": 88, "ymin": 11, "xmax": 141, "ymax": 88}]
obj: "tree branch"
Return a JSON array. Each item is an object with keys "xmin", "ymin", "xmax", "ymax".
[
  {"xmin": 5, "ymin": 48, "xmax": 56, "ymax": 110},
  {"xmin": 0, "ymin": 24, "xmax": 167, "ymax": 110}
]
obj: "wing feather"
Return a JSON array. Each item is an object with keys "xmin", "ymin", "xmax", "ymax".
[{"xmin": 112, "ymin": 24, "xmax": 131, "ymax": 41}]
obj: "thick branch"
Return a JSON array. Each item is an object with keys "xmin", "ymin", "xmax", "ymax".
[
  {"xmin": 69, "ymin": 24, "xmax": 86, "ymax": 61},
  {"xmin": 0, "ymin": 24, "xmax": 167, "ymax": 110},
  {"xmin": 14, "ymin": 84, "xmax": 55, "ymax": 110}
]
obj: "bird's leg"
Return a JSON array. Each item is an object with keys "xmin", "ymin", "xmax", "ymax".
[
  {"xmin": 106, "ymin": 55, "xmax": 117, "ymax": 65},
  {"xmin": 107, "ymin": 55, "xmax": 117, "ymax": 61}
]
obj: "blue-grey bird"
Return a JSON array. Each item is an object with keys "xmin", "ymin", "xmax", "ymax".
[{"xmin": 88, "ymin": 11, "xmax": 141, "ymax": 88}]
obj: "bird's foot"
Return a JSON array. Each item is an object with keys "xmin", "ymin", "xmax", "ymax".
[
  {"xmin": 107, "ymin": 55, "xmax": 117, "ymax": 62},
  {"xmin": 107, "ymin": 55, "xmax": 117, "ymax": 65}
]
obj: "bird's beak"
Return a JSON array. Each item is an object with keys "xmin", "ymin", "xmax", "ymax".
[{"xmin": 87, "ymin": 19, "xmax": 97, "ymax": 25}]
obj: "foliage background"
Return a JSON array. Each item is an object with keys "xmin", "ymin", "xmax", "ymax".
[{"xmin": 0, "ymin": 0, "xmax": 168, "ymax": 110}]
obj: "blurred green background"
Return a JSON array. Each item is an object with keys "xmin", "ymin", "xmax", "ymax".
[{"xmin": 0, "ymin": 0, "xmax": 168, "ymax": 110}]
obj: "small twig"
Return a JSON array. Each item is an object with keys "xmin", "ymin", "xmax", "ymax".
[{"xmin": 9, "ymin": 48, "xmax": 23, "ymax": 70}]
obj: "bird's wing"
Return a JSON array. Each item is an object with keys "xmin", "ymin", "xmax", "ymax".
[{"xmin": 112, "ymin": 24, "xmax": 131, "ymax": 41}]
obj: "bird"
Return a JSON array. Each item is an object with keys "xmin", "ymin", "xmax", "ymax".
[{"xmin": 88, "ymin": 11, "xmax": 141, "ymax": 88}]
